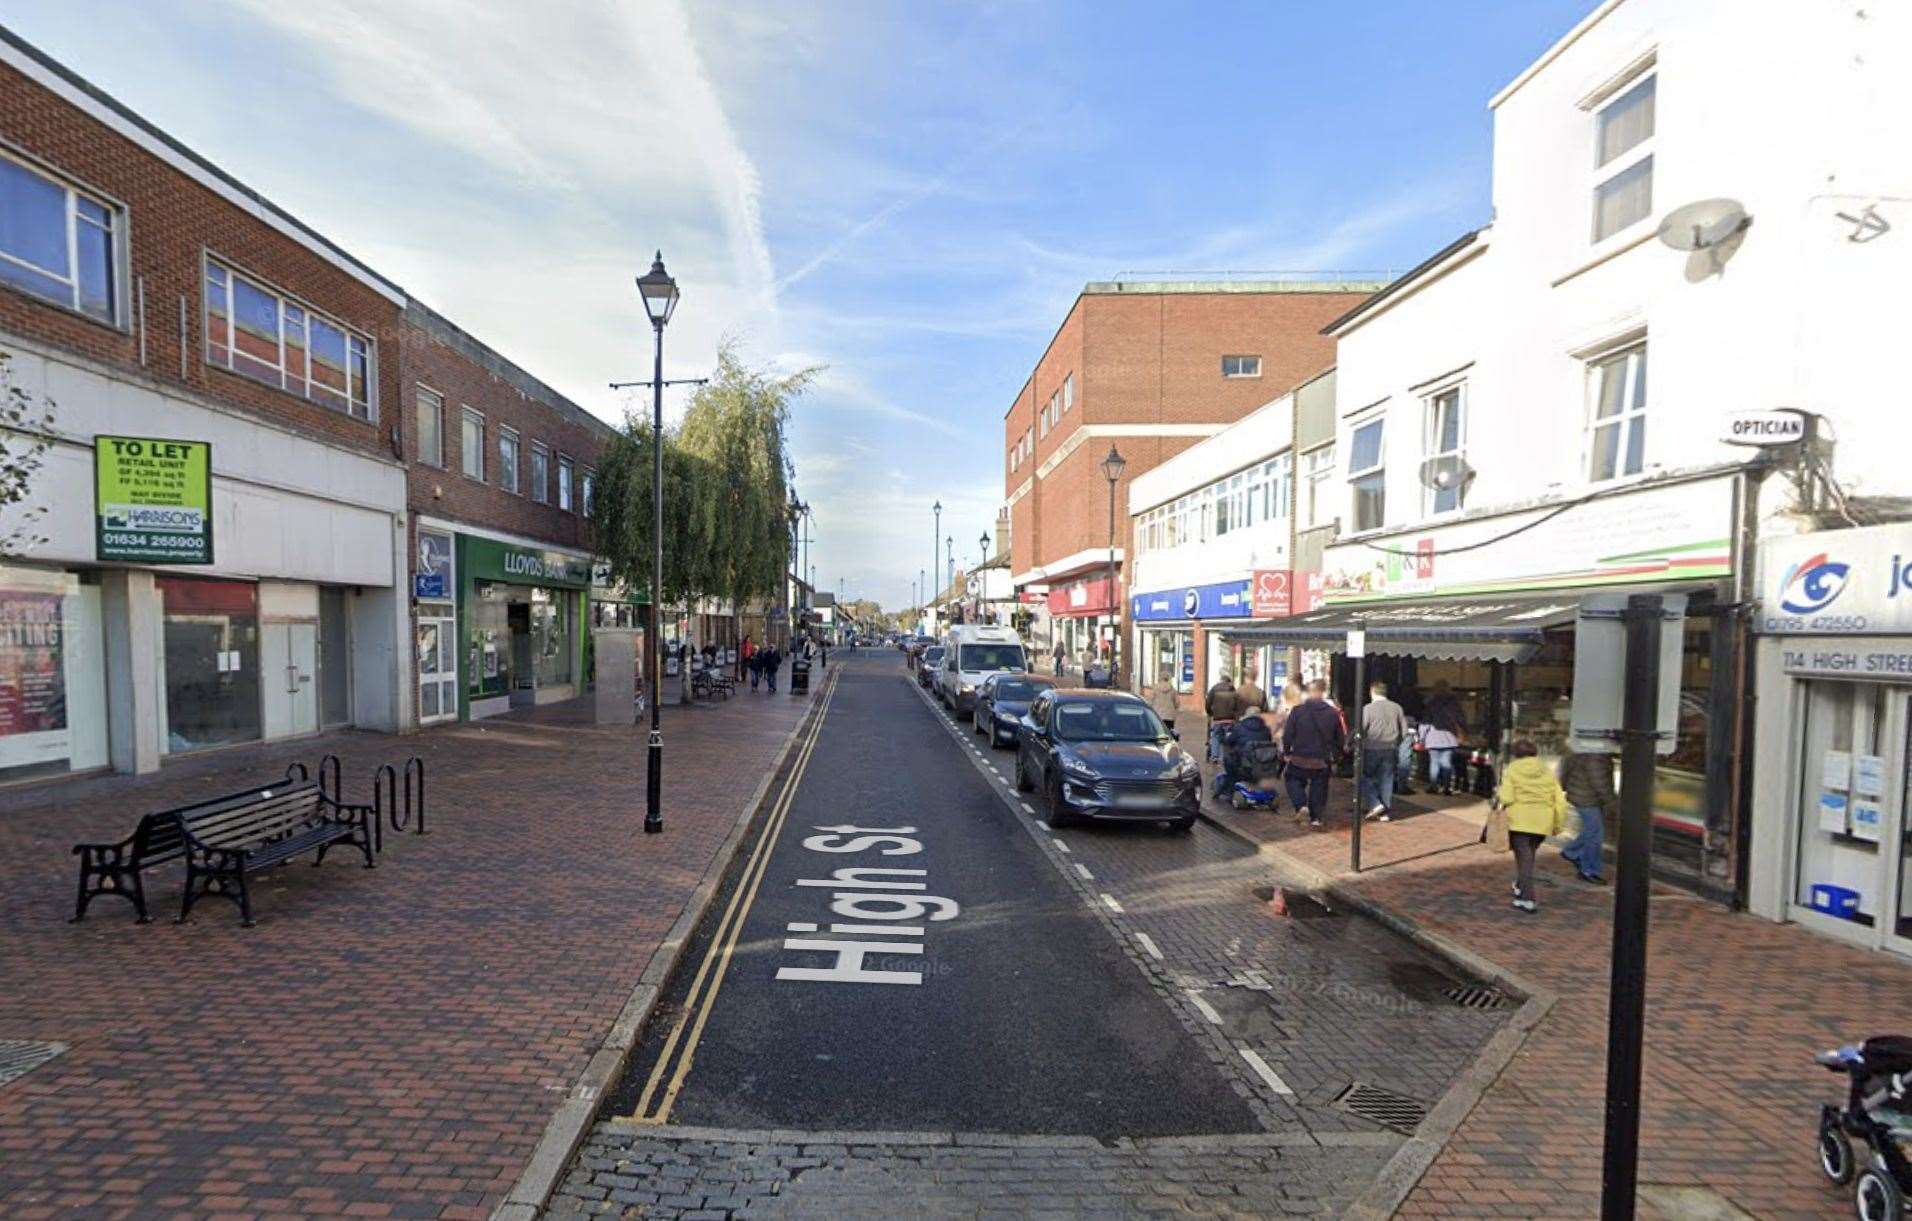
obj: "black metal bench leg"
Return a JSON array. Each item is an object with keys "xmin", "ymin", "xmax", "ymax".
[
  {"xmin": 71, "ymin": 863, "xmax": 94, "ymax": 923},
  {"xmin": 130, "ymin": 870, "xmax": 150, "ymax": 924},
  {"xmin": 236, "ymin": 872, "xmax": 254, "ymax": 928},
  {"xmin": 176, "ymin": 863, "xmax": 200, "ymax": 924}
]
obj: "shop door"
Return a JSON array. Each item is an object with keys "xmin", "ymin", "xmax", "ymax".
[
  {"xmin": 318, "ymin": 587, "xmax": 351, "ymax": 727},
  {"xmin": 261, "ymin": 621, "xmax": 318, "ymax": 739},
  {"xmin": 1790, "ymin": 681, "xmax": 1911, "ymax": 955},
  {"xmin": 416, "ymin": 609, "xmax": 458, "ymax": 724}
]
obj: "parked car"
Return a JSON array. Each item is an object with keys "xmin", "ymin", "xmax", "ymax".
[
  {"xmin": 973, "ymin": 673, "xmax": 1055, "ymax": 748},
  {"xmin": 936, "ymin": 625, "xmax": 1027, "ymax": 713},
  {"xmin": 916, "ymin": 645, "xmax": 945, "ymax": 689},
  {"xmin": 1014, "ymin": 689, "xmax": 1199, "ymax": 832}
]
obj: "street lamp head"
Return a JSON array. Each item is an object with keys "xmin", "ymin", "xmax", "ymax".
[
  {"xmin": 979, "ymin": 531, "xmax": 990, "ymax": 554},
  {"xmin": 933, "ymin": 499, "xmax": 942, "ymax": 515},
  {"xmin": 1100, "ymin": 444, "xmax": 1127, "ymax": 485},
  {"xmin": 635, "ymin": 251, "xmax": 680, "ymax": 329}
]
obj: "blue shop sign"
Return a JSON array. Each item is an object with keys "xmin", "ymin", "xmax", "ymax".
[{"xmin": 1132, "ymin": 579, "xmax": 1253, "ymax": 622}]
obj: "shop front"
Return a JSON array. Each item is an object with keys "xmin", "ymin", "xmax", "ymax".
[
  {"xmin": 454, "ymin": 534, "xmax": 591, "ymax": 720},
  {"xmin": 1130, "ymin": 577, "xmax": 1288, "ymax": 713},
  {"xmin": 1229, "ymin": 473, "xmax": 1744, "ymax": 897},
  {"xmin": 1748, "ymin": 524, "xmax": 1912, "ymax": 957},
  {"xmin": 1048, "ymin": 574, "xmax": 1120, "ymax": 674}
]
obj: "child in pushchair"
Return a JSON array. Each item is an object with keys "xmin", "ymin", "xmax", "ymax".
[
  {"xmin": 1219, "ymin": 716, "xmax": 1284, "ymax": 812},
  {"xmin": 1817, "ymin": 1034, "xmax": 1912, "ymax": 1219}
]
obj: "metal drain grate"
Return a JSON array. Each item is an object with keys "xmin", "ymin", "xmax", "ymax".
[
  {"xmin": 0, "ymin": 1040, "xmax": 66, "ymax": 1089},
  {"xmin": 1442, "ymin": 983, "xmax": 1512, "ymax": 1010},
  {"xmin": 1333, "ymin": 1082, "xmax": 1428, "ymax": 1133}
]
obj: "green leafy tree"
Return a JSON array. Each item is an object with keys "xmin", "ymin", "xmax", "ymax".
[{"xmin": 593, "ymin": 343, "xmax": 812, "ymax": 610}]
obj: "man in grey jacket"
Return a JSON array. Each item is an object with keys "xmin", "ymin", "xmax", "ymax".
[{"xmin": 1360, "ymin": 681, "xmax": 1408, "ymax": 821}]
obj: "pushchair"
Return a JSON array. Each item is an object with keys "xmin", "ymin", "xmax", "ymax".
[
  {"xmin": 1817, "ymin": 1034, "xmax": 1912, "ymax": 1219},
  {"xmin": 1221, "ymin": 718, "xmax": 1284, "ymax": 812}
]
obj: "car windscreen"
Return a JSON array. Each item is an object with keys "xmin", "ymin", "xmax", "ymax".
[
  {"xmin": 993, "ymin": 678, "xmax": 1049, "ymax": 702},
  {"xmin": 923, "ymin": 648, "xmax": 945, "ymax": 662},
  {"xmin": 1052, "ymin": 701, "xmax": 1165, "ymax": 743},
  {"xmin": 960, "ymin": 643, "xmax": 1026, "ymax": 672}
]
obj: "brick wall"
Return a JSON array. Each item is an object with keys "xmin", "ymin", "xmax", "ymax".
[{"xmin": 0, "ymin": 59, "xmax": 402, "ymax": 460}]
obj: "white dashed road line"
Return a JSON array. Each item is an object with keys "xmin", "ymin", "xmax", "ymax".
[
  {"xmin": 1238, "ymin": 1047, "xmax": 1295, "ymax": 1096},
  {"xmin": 1020, "ymin": 803, "xmax": 1035, "ymax": 815},
  {"xmin": 1185, "ymin": 991, "xmax": 1224, "ymax": 1026},
  {"xmin": 1134, "ymin": 932, "xmax": 1163, "ymax": 960},
  {"xmin": 1073, "ymin": 863, "xmax": 1094, "ymax": 881},
  {"xmin": 1100, "ymin": 893, "xmax": 1124, "ymax": 914}
]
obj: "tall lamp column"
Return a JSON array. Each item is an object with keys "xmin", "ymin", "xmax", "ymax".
[
  {"xmin": 634, "ymin": 253, "xmax": 680, "ymax": 835},
  {"xmin": 1100, "ymin": 444, "xmax": 1127, "ymax": 686}
]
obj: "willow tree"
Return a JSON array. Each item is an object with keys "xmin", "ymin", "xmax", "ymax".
[{"xmin": 592, "ymin": 343, "xmax": 811, "ymax": 611}]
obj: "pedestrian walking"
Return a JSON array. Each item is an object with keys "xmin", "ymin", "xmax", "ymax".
[
  {"xmin": 1496, "ymin": 739, "xmax": 1568, "ymax": 913},
  {"xmin": 747, "ymin": 647, "xmax": 763, "ymax": 691},
  {"xmin": 1419, "ymin": 681, "xmax": 1467, "ymax": 795},
  {"xmin": 1204, "ymin": 671, "xmax": 1240, "ymax": 764},
  {"xmin": 1281, "ymin": 680, "xmax": 1345, "ymax": 828},
  {"xmin": 1557, "ymin": 748, "xmax": 1616, "ymax": 884},
  {"xmin": 1360, "ymin": 680, "xmax": 1408, "ymax": 822},
  {"xmin": 741, "ymin": 634, "xmax": 756, "ymax": 679},
  {"xmin": 763, "ymin": 643, "xmax": 781, "ymax": 693},
  {"xmin": 1235, "ymin": 663, "xmax": 1266, "ymax": 717},
  {"xmin": 1052, "ymin": 637, "xmax": 1066, "ymax": 677}
]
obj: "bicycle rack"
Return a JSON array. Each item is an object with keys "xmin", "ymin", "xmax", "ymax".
[{"xmin": 372, "ymin": 756, "xmax": 427, "ymax": 852}]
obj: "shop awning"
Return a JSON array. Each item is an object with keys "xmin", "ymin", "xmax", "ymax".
[{"xmin": 1218, "ymin": 593, "xmax": 1583, "ymax": 663}]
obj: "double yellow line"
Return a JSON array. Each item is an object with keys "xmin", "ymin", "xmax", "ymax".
[{"xmin": 624, "ymin": 663, "xmax": 840, "ymax": 1124}]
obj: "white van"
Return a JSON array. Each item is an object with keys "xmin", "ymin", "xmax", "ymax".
[{"xmin": 938, "ymin": 625, "xmax": 1027, "ymax": 714}]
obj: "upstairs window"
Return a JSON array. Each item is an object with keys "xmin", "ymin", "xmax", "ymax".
[
  {"xmin": 0, "ymin": 152, "xmax": 119, "ymax": 324},
  {"xmin": 1592, "ymin": 74, "xmax": 1655, "ymax": 241},
  {"xmin": 529, "ymin": 442, "xmax": 550, "ymax": 504},
  {"xmin": 461, "ymin": 408, "xmax": 484, "ymax": 479},
  {"xmin": 1062, "ymin": 374, "xmax": 1075, "ymax": 411},
  {"xmin": 1348, "ymin": 418, "xmax": 1385, "ymax": 532},
  {"xmin": 558, "ymin": 455, "xmax": 574, "ymax": 511},
  {"xmin": 415, "ymin": 386, "xmax": 444, "ymax": 467},
  {"xmin": 1222, "ymin": 355, "xmax": 1261, "ymax": 378},
  {"xmin": 1423, "ymin": 385, "xmax": 1467, "ymax": 515},
  {"xmin": 581, "ymin": 468, "xmax": 595, "ymax": 517},
  {"xmin": 205, "ymin": 258, "xmax": 374, "ymax": 419},
  {"xmin": 498, "ymin": 427, "xmax": 520, "ymax": 492},
  {"xmin": 1588, "ymin": 344, "xmax": 1648, "ymax": 481}
]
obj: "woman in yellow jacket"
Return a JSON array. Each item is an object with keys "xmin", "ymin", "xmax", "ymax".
[{"xmin": 1496, "ymin": 739, "xmax": 1568, "ymax": 913}]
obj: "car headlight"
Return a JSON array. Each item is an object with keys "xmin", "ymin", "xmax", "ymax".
[
  {"xmin": 1059, "ymin": 754, "xmax": 1097, "ymax": 780},
  {"xmin": 960, "ymin": 682, "xmax": 975, "ymax": 693}
]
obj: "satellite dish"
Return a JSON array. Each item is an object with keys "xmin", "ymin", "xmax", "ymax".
[
  {"xmin": 1656, "ymin": 198, "xmax": 1751, "ymax": 252},
  {"xmin": 1418, "ymin": 454, "xmax": 1475, "ymax": 492}
]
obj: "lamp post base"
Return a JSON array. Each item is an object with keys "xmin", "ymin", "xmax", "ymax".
[{"xmin": 644, "ymin": 728, "xmax": 664, "ymax": 833}]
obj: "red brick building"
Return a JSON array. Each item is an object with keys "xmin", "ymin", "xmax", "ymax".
[
  {"xmin": 1002, "ymin": 281, "xmax": 1377, "ymax": 675},
  {"xmin": 0, "ymin": 26, "xmax": 614, "ymax": 784}
]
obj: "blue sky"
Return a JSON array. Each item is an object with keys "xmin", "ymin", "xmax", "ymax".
[{"xmin": 6, "ymin": 0, "xmax": 1592, "ymax": 609}]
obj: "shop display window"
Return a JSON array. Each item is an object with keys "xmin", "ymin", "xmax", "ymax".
[
  {"xmin": 158, "ymin": 576, "xmax": 261, "ymax": 754},
  {"xmin": 0, "ymin": 566, "xmax": 108, "ymax": 782}
]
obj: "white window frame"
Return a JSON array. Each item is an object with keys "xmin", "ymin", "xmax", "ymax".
[
  {"xmin": 1348, "ymin": 416, "xmax": 1387, "ymax": 533},
  {"xmin": 461, "ymin": 408, "xmax": 485, "ymax": 481},
  {"xmin": 1422, "ymin": 383, "xmax": 1468, "ymax": 516},
  {"xmin": 558, "ymin": 454, "xmax": 575, "ymax": 512},
  {"xmin": 0, "ymin": 146, "xmax": 124, "ymax": 326},
  {"xmin": 529, "ymin": 441, "xmax": 551, "ymax": 504},
  {"xmin": 1590, "ymin": 71, "xmax": 1656, "ymax": 244},
  {"xmin": 581, "ymin": 467, "xmax": 596, "ymax": 517},
  {"xmin": 1300, "ymin": 444, "xmax": 1335, "ymax": 531},
  {"xmin": 1262, "ymin": 452, "xmax": 1292, "ymax": 522},
  {"xmin": 1222, "ymin": 355, "xmax": 1262, "ymax": 379},
  {"xmin": 1586, "ymin": 343, "xmax": 1649, "ymax": 484},
  {"xmin": 415, "ymin": 385, "xmax": 445, "ymax": 468},
  {"xmin": 498, "ymin": 426, "xmax": 520, "ymax": 494},
  {"xmin": 1062, "ymin": 373, "xmax": 1075, "ymax": 412},
  {"xmin": 203, "ymin": 254, "xmax": 377, "ymax": 420}
]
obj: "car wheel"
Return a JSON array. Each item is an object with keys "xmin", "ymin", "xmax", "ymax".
[
  {"xmin": 1856, "ymin": 1167, "xmax": 1903, "ymax": 1221},
  {"xmin": 1014, "ymin": 752, "xmax": 1033, "ymax": 792},
  {"xmin": 1046, "ymin": 774, "xmax": 1074, "ymax": 828}
]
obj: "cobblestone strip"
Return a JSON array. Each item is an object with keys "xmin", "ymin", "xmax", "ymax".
[{"xmin": 550, "ymin": 1123, "xmax": 1391, "ymax": 1219}]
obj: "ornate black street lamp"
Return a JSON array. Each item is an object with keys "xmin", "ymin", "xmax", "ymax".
[
  {"xmin": 635, "ymin": 252, "xmax": 679, "ymax": 834},
  {"xmin": 1101, "ymin": 444, "xmax": 1127, "ymax": 685}
]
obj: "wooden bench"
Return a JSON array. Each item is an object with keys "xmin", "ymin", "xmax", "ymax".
[{"xmin": 72, "ymin": 778, "xmax": 375, "ymax": 927}]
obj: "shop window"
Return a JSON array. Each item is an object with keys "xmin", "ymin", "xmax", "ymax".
[
  {"xmin": 203, "ymin": 257, "xmax": 374, "ymax": 419},
  {"xmin": 1348, "ymin": 418, "xmax": 1385, "ymax": 532},
  {"xmin": 158, "ymin": 576, "xmax": 261, "ymax": 754},
  {"xmin": 0, "ymin": 152, "xmax": 119, "ymax": 324},
  {"xmin": 532, "ymin": 588, "xmax": 574, "ymax": 687},
  {"xmin": 1588, "ymin": 344, "xmax": 1648, "ymax": 481},
  {"xmin": 1794, "ymin": 681, "xmax": 1892, "ymax": 925},
  {"xmin": 0, "ymin": 566, "xmax": 108, "ymax": 782}
]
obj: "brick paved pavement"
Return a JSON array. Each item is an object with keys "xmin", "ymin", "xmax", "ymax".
[
  {"xmin": 1199, "ymin": 760, "xmax": 1912, "ymax": 1219},
  {"xmin": 0, "ymin": 686, "xmax": 810, "ymax": 1220}
]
